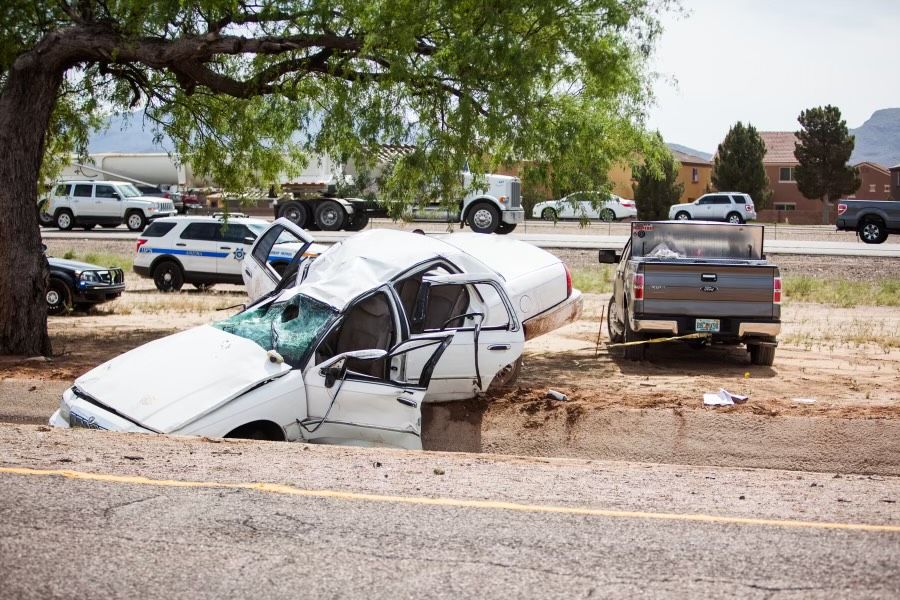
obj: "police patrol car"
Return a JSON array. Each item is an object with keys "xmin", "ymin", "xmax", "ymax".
[{"xmin": 133, "ymin": 214, "xmax": 322, "ymax": 292}]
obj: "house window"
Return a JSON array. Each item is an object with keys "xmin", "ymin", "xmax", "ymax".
[
  {"xmin": 774, "ymin": 203, "xmax": 796, "ymax": 211},
  {"xmin": 691, "ymin": 167, "xmax": 699, "ymax": 183},
  {"xmin": 886, "ymin": 185, "xmax": 892, "ymax": 193},
  {"xmin": 869, "ymin": 184, "xmax": 877, "ymax": 193},
  {"xmin": 779, "ymin": 167, "xmax": 796, "ymax": 182}
]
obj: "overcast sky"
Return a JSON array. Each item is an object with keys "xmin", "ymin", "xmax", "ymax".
[{"xmin": 647, "ymin": 0, "xmax": 900, "ymax": 153}]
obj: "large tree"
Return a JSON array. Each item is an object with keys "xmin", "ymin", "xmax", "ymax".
[
  {"xmin": 633, "ymin": 138, "xmax": 683, "ymax": 220},
  {"xmin": 794, "ymin": 105, "xmax": 861, "ymax": 224},
  {"xmin": 0, "ymin": 1, "xmax": 668, "ymax": 356},
  {"xmin": 711, "ymin": 121, "xmax": 771, "ymax": 208}
]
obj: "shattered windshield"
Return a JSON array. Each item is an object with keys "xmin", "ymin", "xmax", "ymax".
[{"xmin": 213, "ymin": 294, "xmax": 336, "ymax": 367}]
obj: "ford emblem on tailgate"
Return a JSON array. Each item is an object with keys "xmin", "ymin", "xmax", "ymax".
[{"xmin": 701, "ymin": 285, "xmax": 718, "ymax": 293}]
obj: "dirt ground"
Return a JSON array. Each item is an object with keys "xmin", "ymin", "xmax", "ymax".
[{"xmin": 2, "ymin": 242, "xmax": 898, "ymax": 473}]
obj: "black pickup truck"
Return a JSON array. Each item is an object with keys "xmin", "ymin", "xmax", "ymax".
[
  {"xmin": 835, "ymin": 200, "xmax": 900, "ymax": 244},
  {"xmin": 600, "ymin": 221, "xmax": 781, "ymax": 364},
  {"xmin": 45, "ymin": 248, "xmax": 125, "ymax": 315}
]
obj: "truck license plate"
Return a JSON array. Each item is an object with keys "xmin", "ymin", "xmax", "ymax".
[{"xmin": 695, "ymin": 318, "xmax": 720, "ymax": 333}]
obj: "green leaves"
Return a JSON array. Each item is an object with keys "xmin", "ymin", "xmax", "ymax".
[{"xmin": 12, "ymin": 0, "xmax": 669, "ymax": 205}]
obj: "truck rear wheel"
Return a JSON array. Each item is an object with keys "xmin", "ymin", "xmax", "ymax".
[
  {"xmin": 315, "ymin": 200, "xmax": 346, "ymax": 231},
  {"xmin": 623, "ymin": 314, "xmax": 646, "ymax": 361},
  {"xmin": 280, "ymin": 202, "xmax": 310, "ymax": 228},
  {"xmin": 749, "ymin": 344, "xmax": 776, "ymax": 366},
  {"xmin": 466, "ymin": 202, "xmax": 500, "ymax": 234},
  {"xmin": 346, "ymin": 210, "xmax": 370, "ymax": 231},
  {"xmin": 859, "ymin": 219, "xmax": 887, "ymax": 244}
]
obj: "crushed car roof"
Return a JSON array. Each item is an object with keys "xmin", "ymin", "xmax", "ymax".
[{"xmin": 294, "ymin": 230, "xmax": 491, "ymax": 310}]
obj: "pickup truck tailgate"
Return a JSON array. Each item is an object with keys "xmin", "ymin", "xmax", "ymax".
[{"xmin": 641, "ymin": 263, "xmax": 777, "ymax": 319}]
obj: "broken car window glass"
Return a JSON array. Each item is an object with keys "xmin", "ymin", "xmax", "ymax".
[{"xmin": 213, "ymin": 294, "xmax": 337, "ymax": 367}]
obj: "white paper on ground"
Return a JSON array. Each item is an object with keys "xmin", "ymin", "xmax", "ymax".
[
  {"xmin": 703, "ymin": 388, "xmax": 748, "ymax": 406},
  {"xmin": 793, "ymin": 397, "xmax": 817, "ymax": 404}
]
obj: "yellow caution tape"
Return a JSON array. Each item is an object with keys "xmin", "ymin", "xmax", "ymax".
[{"xmin": 608, "ymin": 332, "xmax": 710, "ymax": 348}]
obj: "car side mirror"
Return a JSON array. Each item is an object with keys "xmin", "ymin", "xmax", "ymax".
[
  {"xmin": 318, "ymin": 349, "xmax": 389, "ymax": 387},
  {"xmin": 598, "ymin": 249, "xmax": 621, "ymax": 264},
  {"xmin": 244, "ymin": 236, "xmax": 256, "ymax": 245}
]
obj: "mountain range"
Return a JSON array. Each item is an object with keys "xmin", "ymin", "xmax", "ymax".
[{"xmin": 850, "ymin": 108, "xmax": 900, "ymax": 168}]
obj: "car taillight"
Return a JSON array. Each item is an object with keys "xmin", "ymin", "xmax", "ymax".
[
  {"xmin": 136, "ymin": 239, "xmax": 148, "ymax": 252},
  {"xmin": 837, "ymin": 203, "xmax": 847, "ymax": 215},
  {"xmin": 744, "ymin": 204, "xmax": 752, "ymax": 211},
  {"xmin": 564, "ymin": 264, "xmax": 572, "ymax": 298},
  {"xmin": 633, "ymin": 273, "xmax": 644, "ymax": 300},
  {"xmin": 773, "ymin": 276, "xmax": 782, "ymax": 305}
]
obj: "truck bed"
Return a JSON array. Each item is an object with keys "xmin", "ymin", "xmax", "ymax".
[{"xmin": 640, "ymin": 261, "xmax": 778, "ymax": 320}]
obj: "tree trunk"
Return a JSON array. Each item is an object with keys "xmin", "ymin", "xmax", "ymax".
[
  {"xmin": 0, "ymin": 63, "xmax": 63, "ymax": 355},
  {"xmin": 821, "ymin": 196, "xmax": 831, "ymax": 225}
]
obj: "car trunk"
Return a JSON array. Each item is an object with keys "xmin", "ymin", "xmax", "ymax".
[{"xmin": 639, "ymin": 262, "xmax": 778, "ymax": 319}]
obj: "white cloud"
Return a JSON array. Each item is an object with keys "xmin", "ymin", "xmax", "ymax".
[{"xmin": 647, "ymin": 0, "xmax": 900, "ymax": 152}]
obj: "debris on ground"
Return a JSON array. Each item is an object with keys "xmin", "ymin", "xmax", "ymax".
[
  {"xmin": 703, "ymin": 389, "xmax": 749, "ymax": 407},
  {"xmin": 545, "ymin": 389, "xmax": 568, "ymax": 402},
  {"xmin": 793, "ymin": 398, "xmax": 817, "ymax": 404}
]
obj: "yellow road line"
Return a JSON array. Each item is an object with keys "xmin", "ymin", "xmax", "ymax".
[{"xmin": 2, "ymin": 465, "xmax": 898, "ymax": 533}]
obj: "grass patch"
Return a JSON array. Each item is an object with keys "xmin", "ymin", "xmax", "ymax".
[
  {"xmin": 59, "ymin": 250, "xmax": 132, "ymax": 271},
  {"xmin": 571, "ymin": 266, "xmax": 616, "ymax": 294},
  {"xmin": 784, "ymin": 276, "xmax": 900, "ymax": 307}
]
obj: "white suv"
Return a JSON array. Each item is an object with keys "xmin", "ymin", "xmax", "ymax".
[
  {"xmin": 668, "ymin": 192, "xmax": 757, "ymax": 224},
  {"xmin": 133, "ymin": 215, "xmax": 322, "ymax": 292},
  {"xmin": 46, "ymin": 180, "xmax": 176, "ymax": 231}
]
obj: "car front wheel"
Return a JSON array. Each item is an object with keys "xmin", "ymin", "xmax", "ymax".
[
  {"xmin": 126, "ymin": 211, "xmax": 147, "ymax": 231},
  {"xmin": 467, "ymin": 202, "xmax": 500, "ymax": 234},
  {"xmin": 46, "ymin": 279, "xmax": 71, "ymax": 315},
  {"xmin": 675, "ymin": 211, "xmax": 690, "ymax": 221}
]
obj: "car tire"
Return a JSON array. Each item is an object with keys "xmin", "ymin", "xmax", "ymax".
[
  {"xmin": 541, "ymin": 208, "xmax": 557, "ymax": 221},
  {"xmin": 346, "ymin": 210, "xmax": 370, "ymax": 231},
  {"xmin": 607, "ymin": 297, "xmax": 625, "ymax": 344},
  {"xmin": 152, "ymin": 260, "xmax": 184, "ymax": 292},
  {"xmin": 749, "ymin": 344, "xmax": 776, "ymax": 366},
  {"xmin": 858, "ymin": 219, "xmax": 887, "ymax": 244},
  {"xmin": 193, "ymin": 283, "xmax": 215, "ymax": 291},
  {"xmin": 280, "ymin": 202, "xmax": 310, "ymax": 228},
  {"xmin": 599, "ymin": 208, "xmax": 616, "ymax": 222},
  {"xmin": 126, "ymin": 211, "xmax": 146, "ymax": 232},
  {"xmin": 315, "ymin": 200, "xmax": 346, "ymax": 231},
  {"xmin": 55, "ymin": 209, "xmax": 74, "ymax": 231},
  {"xmin": 675, "ymin": 211, "xmax": 691, "ymax": 221},
  {"xmin": 466, "ymin": 202, "xmax": 500, "ymax": 234},
  {"xmin": 46, "ymin": 279, "xmax": 71, "ymax": 315},
  {"xmin": 623, "ymin": 312, "xmax": 645, "ymax": 361},
  {"xmin": 38, "ymin": 200, "xmax": 55, "ymax": 227},
  {"xmin": 489, "ymin": 357, "xmax": 522, "ymax": 390},
  {"xmin": 495, "ymin": 222, "xmax": 517, "ymax": 234},
  {"xmin": 726, "ymin": 212, "xmax": 744, "ymax": 224}
]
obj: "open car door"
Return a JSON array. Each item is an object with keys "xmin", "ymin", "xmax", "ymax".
[
  {"xmin": 402, "ymin": 273, "xmax": 525, "ymax": 401},
  {"xmin": 300, "ymin": 333, "xmax": 454, "ymax": 450},
  {"xmin": 243, "ymin": 218, "xmax": 316, "ymax": 301}
]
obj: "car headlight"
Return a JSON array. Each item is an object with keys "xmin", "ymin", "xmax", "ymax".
[{"xmin": 79, "ymin": 271, "xmax": 100, "ymax": 283}]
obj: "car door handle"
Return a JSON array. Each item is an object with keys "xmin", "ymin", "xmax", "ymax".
[
  {"xmin": 220, "ymin": 246, "xmax": 231, "ymax": 250},
  {"xmin": 396, "ymin": 396, "xmax": 418, "ymax": 408},
  {"xmin": 701, "ymin": 273, "xmax": 717, "ymax": 282},
  {"xmin": 176, "ymin": 243, "xmax": 186, "ymax": 247},
  {"xmin": 488, "ymin": 344, "xmax": 511, "ymax": 351}
]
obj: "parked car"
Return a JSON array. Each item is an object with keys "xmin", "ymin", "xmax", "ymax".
[
  {"xmin": 44, "ymin": 246, "xmax": 125, "ymax": 315},
  {"xmin": 601, "ymin": 221, "xmax": 780, "ymax": 364},
  {"xmin": 836, "ymin": 199, "xmax": 900, "ymax": 244},
  {"xmin": 133, "ymin": 215, "xmax": 325, "ymax": 292},
  {"xmin": 532, "ymin": 192, "xmax": 637, "ymax": 222},
  {"xmin": 668, "ymin": 192, "xmax": 757, "ymax": 224},
  {"xmin": 46, "ymin": 180, "xmax": 177, "ymax": 231},
  {"xmin": 51, "ymin": 228, "xmax": 582, "ymax": 448}
]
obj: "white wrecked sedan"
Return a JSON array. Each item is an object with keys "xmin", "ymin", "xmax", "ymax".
[{"xmin": 50, "ymin": 227, "xmax": 582, "ymax": 449}]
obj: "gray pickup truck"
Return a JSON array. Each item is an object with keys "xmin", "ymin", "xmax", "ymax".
[
  {"xmin": 600, "ymin": 221, "xmax": 781, "ymax": 364},
  {"xmin": 835, "ymin": 199, "xmax": 900, "ymax": 244}
]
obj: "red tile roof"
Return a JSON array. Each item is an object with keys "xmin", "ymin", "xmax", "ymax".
[{"xmin": 759, "ymin": 131, "xmax": 798, "ymax": 165}]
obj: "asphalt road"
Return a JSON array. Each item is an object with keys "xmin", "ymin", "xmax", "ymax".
[
  {"xmin": 40, "ymin": 220, "xmax": 900, "ymax": 257},
  {"xmin": 1, "ymin": 425, "xmax": 898, "ymax": 599}
]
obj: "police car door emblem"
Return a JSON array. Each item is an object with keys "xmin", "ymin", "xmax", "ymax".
[{"xmin": 233, "ymin": 248, "xmax": 245, "ymax": 260}]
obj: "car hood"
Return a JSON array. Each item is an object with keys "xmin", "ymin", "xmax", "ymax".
[
  {"xmin": 48, "ymin": 257, "xmax": 112, "ymax": 271},
  {"xmin": 74, "ymin": 325, "xmax": 290, "ymax": 433}
]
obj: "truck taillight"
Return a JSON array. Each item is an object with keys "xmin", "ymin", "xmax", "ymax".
[
  {"xmin": 633, "ymin": 273, "xmax": 644, "ymax": 301},
  {"xmin": 136, "ymin": 239, "xmax": 148, "ymax": 252},
  {"xmin": 564, "ymin": 264, "xmax": 572, "ymax": 298},
  {"xmin": 773, "ymin": 276, "xmax": 782, "ymax": 304},
  {"xmin": 837, "ymin": 203, "xmax": 847, "ymax": 215}
]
